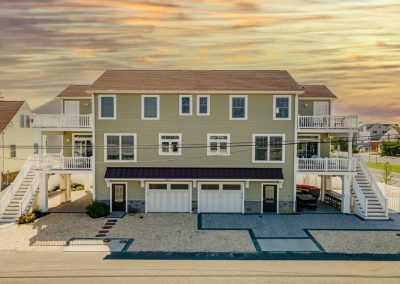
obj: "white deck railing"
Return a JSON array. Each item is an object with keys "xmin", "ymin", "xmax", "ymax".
[
  {"xmin": 0, "ymin": 156, "xmax": 34, "ymax": 216},
  {"xmin": 352, "ymin": 176, "xmax": 368, "ymax": 218},
  {"xmin": 298, "ymin": 115, "xmax": 358, "ymax": 129},
  {"xmin": 33, "ymin": 114, "xmax": 93, "ymax": 128},
  {"xmin": 32, "ymin": 154, "xmax": 93, "ymax": 171},
  {"xmin": 19, "ymin": 174, "xmax": 39, "ymax": 215},
  {"xmin": 297, "ymin": 157, "xmax": 357, "ymax": 172}
]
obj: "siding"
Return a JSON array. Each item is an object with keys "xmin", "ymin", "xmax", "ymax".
[
  {"xmin": 298, "ymin": 99, "xmax": 331, "ymax": 116},
  {"xmin": 94, "ymin": 93, "xmax": 296, "ymax": 202},
  {"xmin": 62, "ymin": 99, "xmax": 92, "ymax": 115}
]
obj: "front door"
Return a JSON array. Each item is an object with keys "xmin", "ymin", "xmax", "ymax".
[
  {"xmin": 263, "ymin": 184, "xmax": 277, "ymax": 212},
  {"xmin": 112, "ymin": 184, "xmax": 126, "ymax": 212}
]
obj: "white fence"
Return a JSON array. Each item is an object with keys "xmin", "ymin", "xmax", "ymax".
[
  {"xmin": 298, "ymin": 115, "xmax": 358, "ymax": 129},
  {"xmin": 33, "ymin": 114, "xmax": 92, "ymax": 128},
  {"xmin": 297, "ymin": 158, "xmax": 357, "ymax": 172}
]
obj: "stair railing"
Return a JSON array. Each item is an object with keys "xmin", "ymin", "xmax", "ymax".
[
  {"xmin": 358, "ymin": 158, "xmax": 389, "ymax": 217},
  {"xmin": 352, "ymin": 176, "xmax": 368, "ymax": 218},
  {"xmin": 19, "ymin": 174, "xmax": 39, "ymax": 215},
  {"xmin": 0, "ymin": 155, "xmax": 33, "ymax": 216}
]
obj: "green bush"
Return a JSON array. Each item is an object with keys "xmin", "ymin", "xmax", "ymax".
[
  {"xmin": 74, "ymin": 185, "xmax": 84, "ymax": 191},
  {"xmin": 86, "ymin": 201, "xmax": 108, "ymax": 218},
  {"xmin": 17, "ymin": 212, "xmax": 37, "ymax": 224},
  {"xmin": 380, "ymin": 140, "xmax": 400, "ymax": 156}
]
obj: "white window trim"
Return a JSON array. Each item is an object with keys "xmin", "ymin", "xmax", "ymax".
[
  {"xmin": 142, "ymin": 95, "xmax": 160, "ymax": 120},
  {"xmin": 229, "ymin": 95, "xmax": 248, "ymax": 120},
  {"xmin": 72, "ymin": 133, "xmax": 93, "ymax": 157},
  {"xmin": 252, "ymin": 134, "xmax": 285, "ymax": 163},
  {"xmin": 207, "ymin": 133, "xmax": 230, "ymax": 156},
  {"xmin": 273, "ymin": 95, "xmax": 291, "ymax": 120},
  {"xmin": 179, "ymin": 95, "xmax": 192, "ymax": 116},
  {"xmin": 104, "ymin": 133, "xmax": 137, "ymax": 162},
  {"xmin": 98, "ymin": 94, "xmax": 116, "ymax": 120},
  {"xmin": 159, "ymin": 133, "xmax": 182, "ymax": 156},
  {"xmin": 297, "ymin": 134, "xmax": 321, "ymax": 158},
  {"xmin": 197, "ymin": 95, "xmax": 210, "ymax": 116}
]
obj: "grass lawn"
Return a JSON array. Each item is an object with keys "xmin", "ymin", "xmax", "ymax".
[{"xmin": 367, "ymin": 162, "xmax": 400, "ymax": 173}]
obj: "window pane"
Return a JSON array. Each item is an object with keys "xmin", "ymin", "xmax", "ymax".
[
  {"xmin": 255, "ymin": 136, "xmax": 268, "ymax": 161},
  {"xmin": 269, "ymin": 136, "xmax": 283, "ymax": 161},
  {"xmin": 181, "ymin": 97, "xmax": 191, "ymax": 114},
  {"xmin": 220, "ymin": 142, "xmax": 227, "ymax": 152},
  {"xmin": 144, "ymin": 97, "xmax": 158, "ymax": 118},
  {"xmin": 149, "ymin": 184, "xmax": 168, "ymax": 190},
  {"xmin": 171, "ymin": 142, "xmax": 179, "ymax": 153},
  {"xmin": 114, "ymin": 185, "xmax": 124, "ymax": 202},
  {"xmin": 210, "ymin": 142, "xmax": 218, "ymax": 152},
  {"xmin": 10, "ymin": 145, "xmax": 16, "ymax": 158},
  {"xmin": 25, "ymin": 115, "xmax": 30, "ymax": 128},
  {"xmin": 170, "ymin": 184, "xmax": 189, "ymax": 190},
  {"xmin": 101, "ymin": 97, "xmax": 114, "ymax": 118},
  {"xmin": 232, "ymin": 97, "xmax": 245, "ymax": 118},
  {"xmin": 199, "ymin": 97, "xmax": 208, "ymax": 114},
  {"xmin": 201, "ymin": 184, "xmax": 219, "ymax": 190},
  {"xmin": 34, "ymin": 143, "xmax": 39, "ymax": 154},
  {"xmin": 223, "ymin": 184, "xmax": 241, "ymax": 190},
  {"xmin": 276, "ymin": 98, "xmax": 289, "ymax": 118},
  {"xmin": 121, "ymin": 136, "xmax": 135, "ymax": 160},
  {"xmin": 107, "ymin": 135, "xmax": 120, "ymax": 160},
  {"xmin": 20, "ymin": 115, "xmax": 25, "ymax": 128},
  {"xmin": 161, "ymin": 142, "xmax": 170, "ymax": 153}
]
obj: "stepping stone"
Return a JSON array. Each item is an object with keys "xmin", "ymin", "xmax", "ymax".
[
  {"xmin": 95, "ymin": 234, "xmax": 107, "ymax": 237},
  {"xmin": 103, "ymin": 226, "xmax": 112, "ymax": 229},
  {"xmin": 107, "ymin": 219, "xmax": 118, "ymax": 222},
  {"xmin": 98, "ymin": 230, "xmax": 109, "ymax": 234},
  {"xmin": 104, "ymin": 223, "xmax": 115, "ymax": 226}
]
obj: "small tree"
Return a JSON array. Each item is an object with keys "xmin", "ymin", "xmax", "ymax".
[{"xmin": 381, "ymin": 162, "xmax": 395, "ymax": 186}]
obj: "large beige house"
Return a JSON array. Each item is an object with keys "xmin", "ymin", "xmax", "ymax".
[
  {"xmin": 0, "ymin": 70, "xmax": 389, "ymax": 222},
  {"xmin": 0, "ymin": 101, "xmax": 36, "ymax": 188}
]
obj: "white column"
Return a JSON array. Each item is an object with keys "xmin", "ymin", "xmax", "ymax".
[
  {"xmin": 38, "ymin": 173, "xmax": 48, "ymax": 212},
  {"xmin": 321, "ymin": 176, "xmax": 326, "ymax": 202},
  {"xmin": 342, "ymin": 175, "xmax": 351, "ymax": 213},
  {"xmin": 66, "ymin": 174, "xmax": 72, "ymax": 202},
  {"xmin": 348, "ymin": 132, "xmax": 352, "ymax": 159},
  {"xmin": 59, "ymin": 174, "xmax": 67, "ymax": 203}
]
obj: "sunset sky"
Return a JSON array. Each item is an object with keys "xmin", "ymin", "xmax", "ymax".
[{"xmin": 0, "ymin": 0, "xmax": 399, "ymax": 124}]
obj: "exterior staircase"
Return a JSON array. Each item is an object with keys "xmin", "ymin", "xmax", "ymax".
[
  {"xmin": 0, "ymin": 156, "xmax": 40, "ymax": 224},
  {"xmin": 352, "ymin": 158, "xmax": 389, "ymax": 220}
]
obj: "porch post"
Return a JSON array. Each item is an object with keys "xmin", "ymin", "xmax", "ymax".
[
  {"xmin": 347, "ymin": 132, "xmax": 352, "ymax": 159},
  {"xmin": 59, "ymin": 174, "xmax": 68, "ymax": 203},
  {"xmin": 321, "ymin": 175, "xmax": 325, "ymax": 202},
  {"xmin": 66, "ymin": 174, "xmax": 72, "ymax": 202},
  {"xmin": 342, "ymin": 175, "xmax": 351, "ymax": 213},
  {"xmin": 38, "ymin": 173, "xmax": 48, "ymax": 212}
]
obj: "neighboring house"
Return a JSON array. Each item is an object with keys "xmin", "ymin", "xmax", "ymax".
[
  {"xmin": 0, "ymin": 100, "xmax": 36, "ymax": 188},
  {"xmin": 380, "ymin": 126, "xmax": 400, "ymax": 142},
  {"xmin": 357, "ymin": 123, "xmax": 398, "ymax": 151},
  {"xmin": 0, "ymin": 70, "xmax": 389, "ymax": 222}
]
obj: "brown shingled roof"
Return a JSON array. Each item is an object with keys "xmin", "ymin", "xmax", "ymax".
[
  {"xmin": 0, "ymin": 101, "xmax": 24, "ymax": 133},
  {"xmin": 299, "ymin": 85, "xmax": 337, "ymax": 99},
  {"xmin": 57, "ymin": 84, "xmax": 91, "ymax": 98},
  {"xmin": 89, "ymin": 70, "xmax": 301, "ymax": 92}
]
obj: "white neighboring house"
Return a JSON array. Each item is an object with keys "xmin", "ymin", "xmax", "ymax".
[
  {"xmin": 0, "ymin": 100, "xmax": 36, "ymax": 187},
  {"xmin": 380, "ymin": 126, "xmax": 400, "ymax": 142}
]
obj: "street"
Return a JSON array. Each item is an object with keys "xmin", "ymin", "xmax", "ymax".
[{"xmin": 0, "ymin": 252, "xmax": 400, "ymax": 283}]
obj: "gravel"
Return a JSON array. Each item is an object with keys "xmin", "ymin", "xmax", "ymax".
[
  {"xmin": 108, "ymin": 213, "xmax": 255, "ymax": 252},
  {"xmin": 310, "ymin": 230, "xmax": 400, "ymax": 254}
]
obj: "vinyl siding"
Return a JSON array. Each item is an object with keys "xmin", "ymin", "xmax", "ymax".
[{"xmin": 298, "ymin": 99, "xmax": 331, "ymax": 116}]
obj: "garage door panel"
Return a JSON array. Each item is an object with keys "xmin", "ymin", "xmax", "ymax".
[
  {"xmin": 199, "ymin": 184, "xmax": 243, "ymax": 213},
  {"xmin": 200, "ymin": 190, "xmax": 220, "ymax": 212},
  {"xmin": 147, "ymin": 185, "xmax": 190, "ymax": 213}
]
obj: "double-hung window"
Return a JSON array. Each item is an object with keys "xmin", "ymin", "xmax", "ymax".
[
  {"xmin": 142, "ymin": 95, "xmax": 159, "ymax": 119},
  {"xmin": 179, "ymin": 95, "xmax": 192, "ymax": 115},
  {"xmin": 230, "ymin": 95, "xmax": 247, "ymax": 120},
  {"xmin": 159, "ymin": 134, "xmax": 182, "ymax": 155},
  {"xmin": 10, "ymin": 145, "xmax": 16, "ymax": 158},
  {"xmin": 99, "ymin": 95, "xmax": 116, "ymax": 119},
  {"xmin": 253, "ymin": 134, "xmax": 284, "ymax": 163},
  {"xmin": 273, "ymin": 95, "xmax": 291, "ymax": 120},
  {"xmin": 105, "ymin": 134, "xmax": 136, "ymax": 162},
  {"xmin": 207, "ymin": 134, "xmax": 230, "ymax": 156},
  {"xmin": 197, "ymin": 95, "xmax": 210, "ymax": 115},
  {"xmin": 20, "ymin": 115, "xmax": 30, "ymax": 128}
]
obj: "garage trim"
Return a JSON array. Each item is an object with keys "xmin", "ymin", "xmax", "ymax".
[
  {"xmin": 198, "ymin": 181, "xmax": 244, "ymax": 214},
  {"xmin": 145, "ymin": 181, "xmax": 192, "ymax": 213}
]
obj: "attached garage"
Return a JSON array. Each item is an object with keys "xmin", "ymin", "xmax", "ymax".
[
  {"xmin": 199, "ymin": 183, "xmax": 243, "ymax": 213},
  {"xmin": 146, "ymin": 182, "xmax": 191, "ymax": 213}
]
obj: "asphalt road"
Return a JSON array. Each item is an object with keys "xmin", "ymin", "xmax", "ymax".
[
  {"xmin": 359, "ymin": 153, "xmax": 400, "ymax": 165},
  {"xmin": 0, "ymin": 252, "xmax": 400, "ymax": 283}
]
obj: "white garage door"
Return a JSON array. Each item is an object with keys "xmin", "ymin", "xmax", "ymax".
[
  {"xmin": 147, "ymin": 183, "xmax": 191, "ymax": 212},
  {"xmin": 199, "ymin": 183, "xmax": 243, "ymax": 213}
]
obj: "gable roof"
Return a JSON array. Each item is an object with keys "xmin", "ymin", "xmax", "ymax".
[
  {"xmin": 299, "ymin": 85, "xmax": 337, "ymax": 99},
  {"xmin": 89, "ymin": 70, "xmax": 302, "ymax": 92},
  {"xmin": 57, "ymin": 84, "xmax": 91, "ymax": 98},
  {"xmin": 0, "ymin": 101, "xmax": 24, "ymax": 133}
]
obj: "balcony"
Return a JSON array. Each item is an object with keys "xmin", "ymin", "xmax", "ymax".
[
  {"xmin": 297, "ymin": 115, "xmax": 358, "ymax": 131},
  {"xmin": 33, "ymin": 114, "xmax": 93, "ymax": 129},
  {"xmin": 32, "ymin": 154, "xmax": 93, "ymax": 171},
  {"xmin": 297, "ymin": 157, "xmax": 357, "ymax": 173}
]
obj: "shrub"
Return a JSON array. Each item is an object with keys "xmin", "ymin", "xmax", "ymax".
[
  {"xmin": 380, "ymin": 140, "xmax": 400, "ymax": 156},
  {"xmin": 74, "ymin": 185, "xmax": 84, "ymax": 191},
  {"xmin": 17, "ymin": 212, "xmax": 37, "ymax": 224},
  {"xmin": 86, "ymin": 201, "xmax": 108, "ymax": 218}
]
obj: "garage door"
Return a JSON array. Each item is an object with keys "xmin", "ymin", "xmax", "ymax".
[
  {"xmin": 147, "ymin": 183, "xmax": 191, "ymax": 212},
  {"xmin": 199, "ymin": 183, "xmax": 243, "ymax": 213}
]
